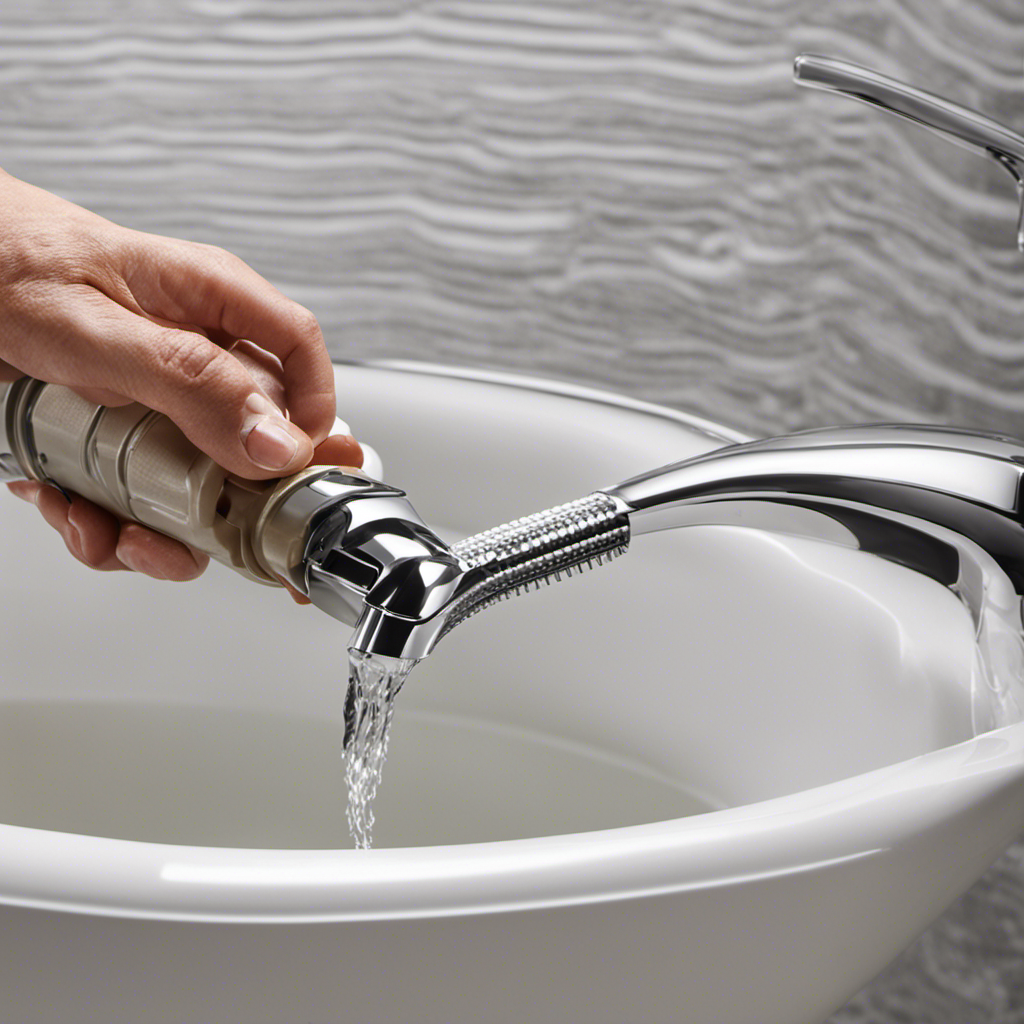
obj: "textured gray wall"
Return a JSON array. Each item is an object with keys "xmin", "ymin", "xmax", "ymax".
[{"xmin": 2, "ymin": 1, "xmax": 1024, "ymax": 1020}]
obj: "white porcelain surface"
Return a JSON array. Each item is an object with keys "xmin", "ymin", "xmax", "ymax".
[{"xmin": 1, "ymin": 362, "xmax": 1023, "ymax": 1024}]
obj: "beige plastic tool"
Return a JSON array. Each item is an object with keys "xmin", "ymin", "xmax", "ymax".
[{"xmin": 0, "ymin": 377, "xmax": 356, "ymax": 585}]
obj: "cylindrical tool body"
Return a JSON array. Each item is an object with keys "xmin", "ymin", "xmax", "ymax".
[{"xmin": 0, "ymin": 378, "xmax": 284, "ymax": 583}]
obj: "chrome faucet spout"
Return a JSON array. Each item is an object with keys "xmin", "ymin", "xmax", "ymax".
[
  {"xmin": 793, "ymin": 53, "xmax": 1024, "ymax": 250},
  {"xmin": 291, "ymin": 485, "xmax": 630, "ymax": 661},
  {"xmin": 602, "ymin": 425, "xmax": 1024, "ymax": 600}
]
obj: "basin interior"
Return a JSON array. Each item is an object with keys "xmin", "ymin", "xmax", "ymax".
[{"xmin": 0, "ymin": 365, "xmax": 993, "ymax": 850}]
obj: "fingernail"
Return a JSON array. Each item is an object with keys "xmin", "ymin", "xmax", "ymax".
[{"xmin": 241, "ymin": 393, "xmax": 301, "ymax": 470}]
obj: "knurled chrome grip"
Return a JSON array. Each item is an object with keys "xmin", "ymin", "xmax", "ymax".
[{"xmin": 0, "ymin": 376, "xmax": 327, "ymax": 585}]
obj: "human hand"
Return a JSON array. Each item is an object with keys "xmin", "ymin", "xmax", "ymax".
[{"xmin": 0, "ymin": 168, "xmax": 362, "ymax": 598}]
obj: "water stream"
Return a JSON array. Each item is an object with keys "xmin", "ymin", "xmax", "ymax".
[{"xmin": 343, "ymin": 650, "xmax": 420, "ymax": 848}]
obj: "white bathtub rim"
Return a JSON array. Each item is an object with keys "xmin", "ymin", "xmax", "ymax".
[
  {"xmin": 0, "ymin": 693, "xmax": 1021, "ymax": 924},
  {"xmin": 0, "ymin": 723, "xmax": 1022, "ymax": 923},
  {"xmin": 349, "ymin": 358, "xmax": 749, "ymax": 448}
]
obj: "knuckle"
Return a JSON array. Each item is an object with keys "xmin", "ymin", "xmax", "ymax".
[
  {"xmin": 156, "ymin": 329, "xmax": 224, "ymax": 386},
  {"xmin": 116, "ymin": 522, "xmax": 147, "ymax": 554},
  {"xmin": 64, "ymin": 525, "xmax": 92, "ymax": 565},
  {"xmin": 199, "ymin": 241, "xmax": 229, "ymax": 259},
  {"xmin": 0, "ymin": 240, "xmax": 34, "ymax": 283},
  {"xmin": 285, "ymin": 303, "xmax": 323, "ymax": 344}
]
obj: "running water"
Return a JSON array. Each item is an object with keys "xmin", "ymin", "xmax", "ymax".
[{"xmin": 343, "ymin": 649, "xmax": 420, "ymax": 848}]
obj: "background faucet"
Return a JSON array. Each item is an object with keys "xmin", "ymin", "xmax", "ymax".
[{"xmin": 793, "ymin": 53, "xmax": 1024, "ymax": 251}]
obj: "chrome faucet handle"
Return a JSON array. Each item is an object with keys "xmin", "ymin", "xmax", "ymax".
[{"xmin": 793, "ymin": 53, "xmax": 1024, "ymax": 250}]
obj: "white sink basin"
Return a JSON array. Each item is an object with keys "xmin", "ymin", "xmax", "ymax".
[{"xmin": 1, "ymin": 361, "xmax": 1022, "ymax": 1024}]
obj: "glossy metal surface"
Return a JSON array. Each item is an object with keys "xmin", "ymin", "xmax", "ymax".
[
  {"xmin": 306, "ymin": 489, "xmax": 465, "ymax": 660},
  {"xmin": 310, "ymin": 490, "xmax": 630, "ymax": 661},
  {"xmin": 9, "ymin": 362, "xmax": 1024, "ymax": 676},
  {"xmin": 794, "ymin": 53, "xmax": 1024, "ymax": 249},
  {"xmin": 311, "ymin": 365, "xmax": 1024, "ymax": 666},
  {"xmin": 1, "ymin": 370, "xmax": 632, "ymax": 662},
  {"xmin": 604, "ymin": 425, "xmax": 1024, "ymax": 616},
  {"xmin": 253, "ymin": 470, "xmax": 402, "ymax": 595},
  {"xmin": 361, "ymin": 420, "xmax": 1024, "ymax": 665}
]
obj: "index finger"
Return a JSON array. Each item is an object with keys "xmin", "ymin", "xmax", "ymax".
[{"xmin": 117, "ymin": 232, "xmax": 337, "ymax": 445}]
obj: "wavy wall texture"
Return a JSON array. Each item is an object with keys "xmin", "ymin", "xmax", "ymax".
[{"xmin": 2, "ymin": 1, "xmax": 1024, "ymax": 1021}]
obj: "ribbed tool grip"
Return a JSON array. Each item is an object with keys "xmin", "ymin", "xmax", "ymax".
[
  {"xmin": 3, "ymin": 378, "xmax": 285, "ymax": 583},
  {"xmin": 445, "ymin": 492, "xmax": 629, "ymax": 632}
]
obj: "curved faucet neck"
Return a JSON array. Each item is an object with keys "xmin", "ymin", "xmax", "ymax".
[
  {"xmin": 603, "ymin": 424, "xmax": 1024, "ymax": 605},
  {"xmin": 794, "ymin": 53, "xmax": 1024, "ymax": 250}
]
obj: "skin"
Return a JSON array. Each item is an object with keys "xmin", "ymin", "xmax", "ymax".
[{"xmin": 0, "ymin": 168, "xmax": 363, "ymax": 604}]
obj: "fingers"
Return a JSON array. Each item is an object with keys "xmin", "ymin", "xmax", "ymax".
[
  {"xmin": 117, "ymin": 232, "xmax": 336, "ymax": 447},
  {"xmin": 69, "ymin": 385, "xmax": 136, "ymax": 407},
  {"xmin": 21, "ymin": 290, "xmax": 317, "ymax": 480},
  {"xmin": 2, "ymin": 344, "xmax": 133, "ymax": 407},
  {"xmin": 6, "ymin": 480, "xmax": 207, "ymax": 581},
  {"xmin": 10, "ymin": 478, "xmax": 304, "ymax": 602},
  {"xmin": 5, "ymin": 479, "xmax": 42, "ymax": 504},
  {"xmin": 228, "ymin": 339, "xmax": 288, "ymax": 412},
  {"xmin": 19, "ymin": 481, "xmax": 126, "ymax": 572},
  {"xmin": 1, "ymin": 230, "xmax": 337, "ymax": 480},
  {"xmin": 116, "ymin": 522, "xmax": 210, "ymax": 581},
  {"xmin": 69, "ymin": 328, "xmax": 282, "ymax": 413},
  {"xmin": 0, "ymin": 173, "xmax": 345, "ymax": 598},
  {"xmin": 310, "ymin": 431, "xmax": 364, "ymax": 469}
]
